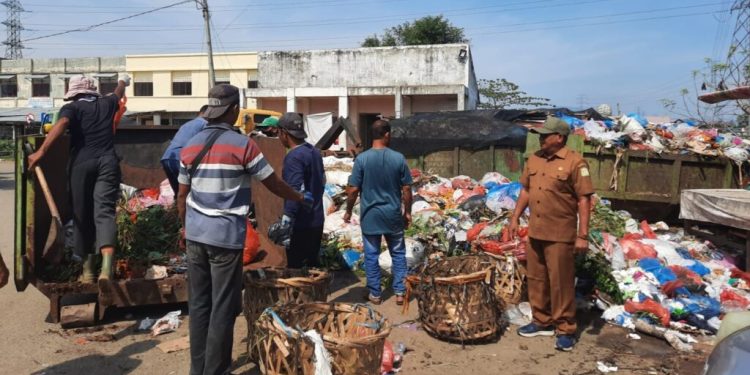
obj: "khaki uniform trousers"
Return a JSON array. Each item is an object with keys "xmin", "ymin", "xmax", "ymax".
[{"xmin": 526, "ymin": 238, "xmax": 577, "ymax": 335}]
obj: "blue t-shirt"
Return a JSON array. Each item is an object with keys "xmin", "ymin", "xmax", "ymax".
[
  {"xmin": 161, "ymin": 117, "xmax": 208, "ymax": 161},
  {"xmin": 348, "ymin": 147, "xmax": 413, "ymax": 235},
  {"xmin": 283, "ymin": 143, "xmax": 325, "ymax": 229}
]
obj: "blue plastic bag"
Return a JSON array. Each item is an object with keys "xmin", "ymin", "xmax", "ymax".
[
  {"xmin": 557, "ymin": 114, "xmax": 584, "ymax": 128},
  {"xmin": 638, "ymin": 258, "xmax": 677, "ymax": 285},
  {"xmin": 686, "ymin": 261, "xmax": 711, "ymax": 277},
  {"xmin": 341, "ymin": 249, "xmax": 362, "ymax": 271},
  {"xmin": 487, "ymin": 182, "xmax": 522, "ymax": 202},
  {"xmin": 678, "ymin": 296, "xmax": 721, "ymax": 319},
  {"xmin": 626, "ymin": 113, "xmax": 648, "ymax": 127}
]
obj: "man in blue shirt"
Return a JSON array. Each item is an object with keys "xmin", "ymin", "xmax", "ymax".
[
  {"xmin": 161, "ymin": 105, "xmax": 208, "ymax": 194},
  {"xmin": 344, "ymin": 119, "xmax": 413, "ymax": 305},
  {"xmin": 277, "ymin": 112, "xmax": 325, "ymax": 268}
]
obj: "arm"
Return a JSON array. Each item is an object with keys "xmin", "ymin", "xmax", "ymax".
[
  {"xmin": 575, "ymin": 194, "xmax": 593, "ymax": 253},
  {"xmin": 282, "ymin": 155, "xmax": 305, "ymax": 219},
  {"xmin": 343, "ymin": 186, "xmax": 360, "ymax": 223},
  {"xmin": 28, "ymin": 117, "xmax": 70, "ymax": 171},
  {"xmin": 177, "ymin": 183, "xmax": 190, "ymax": 225},
  {"xmin": 509, "ymin": 187, "xmax": 530, "ymax": 238},
  {"xmin": 114, "ymin": 74, "xmax": 130, "ymax": 99},
  {"xmin": 261, "ymin": 173, "xmax": 304, "ymax": 202},
  {"xmin": 402, "ymin": 185, "xmax": 413, "ymax": 228}
]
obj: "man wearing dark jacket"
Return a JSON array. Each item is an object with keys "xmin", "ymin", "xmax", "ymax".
[{"xmin": 277, "ymin": 112, "xmax": 325, "ymax": 268}]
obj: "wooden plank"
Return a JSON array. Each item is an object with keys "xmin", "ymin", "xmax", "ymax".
[{"xmin": 249, "ymin": 137, "xmax": 287, "ymax": 269}]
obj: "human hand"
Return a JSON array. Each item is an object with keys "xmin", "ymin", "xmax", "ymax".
[
  {"xmin": 574, "ymin": 237, "xmax": 589, "ymax": 254},
  {"xmin": 179, "ymin": 228, "xmax": 186, "ymax": 251},
  {"xmin": 508, "ymin": 219, "xmax": 520, "ymax": 240},
  {"xmin": 27, "ymin": 151, "xmax": 43, "ymax": 172},
  {"xmin": 119, "ymin": 73, "xmax": 131, "ymax": 87},
  {"xmin": 343, "ymin": 211, "xmax": 352, "ymax": 224},
  {"xmin": 403, "ymin": 212, "xmax": 412, "ymax": 229}
]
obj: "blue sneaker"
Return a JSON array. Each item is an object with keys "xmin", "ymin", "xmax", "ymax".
[
  {"xmin": 517, "ymin": 323, "xmax": 555, "ymax": 338},
  {"xmin": 555, "ymin": 335, "xmax": 576, "ymax": 351}
]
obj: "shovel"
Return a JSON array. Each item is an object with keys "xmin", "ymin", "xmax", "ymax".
[{"xmin": 24, "ymin": 143, "xmax": 64, "ymax": 264}]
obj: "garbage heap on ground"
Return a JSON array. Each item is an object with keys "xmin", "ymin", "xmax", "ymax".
[
  {"xmin": 114, "ymin": 180, "xmax": 186, "ymax": 280},
  {"xmin": 320, "ymin": 156, "xmax": 750, "ymax": 350},
  {"xmin": 564, "ymin": 112, "xmax": 750, "ymax": 167}
]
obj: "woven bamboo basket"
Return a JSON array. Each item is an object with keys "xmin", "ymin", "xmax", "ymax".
[
  {"xmin": 483, "ymin": 251, "xmax": 527, "ymax": 307},
  {"xmin": 405, "ymin": 255, "xmax": 500, "ymax": 343},
  {"xmin": 243, "ymin": 268, "xmax": 331, "ymax": 357},
  {"xmin": 254, "ymin": 302, "xmax": 391, "ymax": 375}
]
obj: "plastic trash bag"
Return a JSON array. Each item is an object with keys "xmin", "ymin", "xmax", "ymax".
[
  {"xmin": 620, "ymin": 239, "xmax": 658, "ymax": 260},
  {"xmin": 486, "ymin": 182, "xmax": 522, "ymax": 213},
  {"xmin": 480, "ymin": 172, "xmax": 511, "ymax": 189},
  {"xmin": 725, "ymin": 147, "xmax": 750, "ymax": 166},
  {"xmin": 304, "ymin": 330, "xmax": 333, "ymax": 375},
  {"xmin": 626, "ymin": 112, "xmax": 649, "ymax": 126},
  {"xmin": 624, "ymin": 299, "xmax": 670, "ymax": 326},
  {"xmin": 678, "ymin": 295, "xmax": 721, "ymax": 320},
  {"xmin": 638, "ymin": 257, "xmax": 677, "ymax": 285},
  {"xmin": 152, "ymin": 310, "xmax": 181, "ymax": 336},
  {"xmin": 379, "ymin": 238, "xmax": 426, "ymax": 274}
]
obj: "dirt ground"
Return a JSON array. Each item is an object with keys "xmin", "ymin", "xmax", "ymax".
[{"xmin": 0, "ymin": 160, "xmax": 710, "ymax": 375}]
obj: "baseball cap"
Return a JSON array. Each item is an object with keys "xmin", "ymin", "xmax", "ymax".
[
  {"xmin": 530, "ymin": 116, "xmax": 571, "ymax": 136},
  {"xmin": 257, "ymin": 116, "xmax": 279, "ymax": 128},
  {"xmin": 202, "ymin": 84, "xmax": 240, "ymax": 120},
  {"xmin": 278, "ymin": 112, "xmax": 307, "ymax": 139}
]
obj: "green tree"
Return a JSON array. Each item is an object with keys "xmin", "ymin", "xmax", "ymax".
[
  {"xmin": 361, "ymin": 15, "xmax": 467, "ymax": 47},
  {"xmin": 478, "ymin": 78, "xmax": 551, "ymax": 109}
]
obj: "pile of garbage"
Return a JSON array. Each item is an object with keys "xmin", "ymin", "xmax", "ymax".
[
  {"xmin": 115, "ymin": 180, "xmax": 186, "ymax": 279},
  {"xmin": 320, "ymin": 156, "xmax": 530, "ymax": 274},
  {"xmin": 562, "ymin": 112, "xmax": 750, "ymax": 166},
  {"xmin": 320, "ymin": 155, "xmax": 750, "ymax": 351}
]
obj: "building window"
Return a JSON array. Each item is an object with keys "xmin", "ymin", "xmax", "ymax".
[
  {"xmin": 0, "ymin": 75, "xmax": 17, "ymax": 97},
  {"xmin": 215, "ymin": 71, "xmax": 230, "ymax": 86},
  {"xmin": 133, "ymin": 72, "xmax": 153, "ymax": 97},
  {"xmin": 31, "ymin": 75, "xmax": 50, "ymax": 97},
  {"xmin": 134, "ymin": 82, "xmax": 153, "ymax": 96},
  {"xmin": 248, "ymin": 80, "xmax": 258, "ymax": 88},
  {"xmin": 172, "ymin": 71, "xmax": 192, "ymax": 96},
  {"xmin": 97, "ymin": 74, "xmax": 118, "ymax": 94}
]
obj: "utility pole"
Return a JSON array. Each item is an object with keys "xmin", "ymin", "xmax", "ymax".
[
  {"xmin": 197, "ymin": 0, "xmax": 216, "ymax": 87},
  {"xmin": 2, "ymin": 0, "xmax": 24, "ymax": 59}
]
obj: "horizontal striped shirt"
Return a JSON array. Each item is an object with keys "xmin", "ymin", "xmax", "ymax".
[{"xmin": 178, "ymin": 123, "xmax": 273, "ymax": 249}]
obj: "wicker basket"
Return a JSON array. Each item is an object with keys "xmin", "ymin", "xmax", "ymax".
[
  {"xmin": 405, "ymin": 255, "xmax": 500, "ymax": 343},
  {"xmin": 243, "ymin": 268, "xmax": 331, "ymax": 356},
  {"xmin": 484, "ymin": 251, "xmax": 527, "ymax": 307},
  {"xmin": 254, "ymin": 302, "xmax": 391, "ymax": 375}
]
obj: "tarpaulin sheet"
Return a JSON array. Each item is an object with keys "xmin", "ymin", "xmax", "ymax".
[
  {"xmin": 680, "ymin": 189, "xmax": 750, "ymax": 231},
  {"xmin": 389, "ymin": 110, "xmax": 530, "ymax": 157},
  {"xmin": 305, "ymin": 112, "xmax": 333, "ymax": 146}
]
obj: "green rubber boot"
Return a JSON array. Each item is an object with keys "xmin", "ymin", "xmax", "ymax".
[
  {"xmin": 79, "ymin": 255, "xmax": 96, "ymax": 284},
  {"xmin": 99, "ymin": 251, "xmax": 113, "ymax": 282}
]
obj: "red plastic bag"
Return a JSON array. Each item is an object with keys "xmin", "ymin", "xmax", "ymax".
[
  {"xmin": 467, "ymin": 222, "xmax": 488, "ymax": 243},
  {"xmin": 661, "ymin": 280, "xmax": 686, "ymax": 297},
  {"xmin": 640, "ymin": 220, "xmax": 657, "ymax": 239},
  {"xmin": 720, "ymin": 289, "xmax": 750, "ymax": 310},
  {"xmin": 668, "ymin": 265, "xmax": 703, "ymax": 285},
  {"xmin": 478, "ymin": 239, "xmax": 527, "ymax": 261},
  {"xmin": 624, "ymin": 299, "xmax": 670, "ymax": 326},
  {"xmin": 243, "ymin": 222, "xmax": 260, "ymax": 265},
  {"xmin": 381, "ymin": 340, "xmax": 394, "ymax": 374},
  {"xmin": 620, "ymin": 239, "xmax": 658, "ymax": 260},
  {"xmin": 451, "ymin": 176, "xmax": 473, "ymax": 190},
  {"xmin": 622, "ymin": 233, "xmax": 643, "ymax": 241}
]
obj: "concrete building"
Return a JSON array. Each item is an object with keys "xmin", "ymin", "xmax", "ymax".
[
  {"xmin": 0, "ymin": 56, "xmax": 125, "ymax": 109},
  {"xmin": 244, "ymin": 44, "xmax": 478, "ymax": 130},
  {"xmin": 125, "ymin": 52, "xmax": 258, "ymax": 125}
]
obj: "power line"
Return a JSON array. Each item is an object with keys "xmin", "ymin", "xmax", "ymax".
[
  {"xmin": 21, "ymin": 0, "xmax": 194, "ymax": 42},
  {"xmin": 2, "ymin": 0, "xmax": 24, "ymax": 59}
]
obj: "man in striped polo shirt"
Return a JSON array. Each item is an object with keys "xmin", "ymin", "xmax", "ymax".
[{"xmin": 177, "ymin": 84, "xmax": 308, "ymax": 375}]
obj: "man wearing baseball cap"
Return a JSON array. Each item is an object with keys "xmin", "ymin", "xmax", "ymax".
[
  {"xmin": 254, "ymin": 116, "xmax": 279, "ymax": 137},
  {"xmin": 509, "ymin": 116, "xmax": 594, "ymax": 351},
  {"xmin": 274, "ymin": 112, "xmax": 325, "ymax": 268},
  {"xmin": 177, "ymin": 84, "xmax": 310, "ymax": 375}
]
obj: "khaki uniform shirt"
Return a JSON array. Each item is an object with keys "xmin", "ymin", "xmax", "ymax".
[{"xmin": 520, "ymin": 147, "xmax": 595, "ymax": 243}]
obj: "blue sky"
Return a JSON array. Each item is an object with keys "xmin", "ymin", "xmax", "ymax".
[{"xmin": 11, "ymin": 0, "xmax": 738, "ymax": 115}]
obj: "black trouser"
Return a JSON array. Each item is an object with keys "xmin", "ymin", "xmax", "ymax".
[
  {"xmin": 69, "ymin": 153, "xmax": 120, "ymax": 257},
  {"xmin": 287, "ymin": 226, "xmax": 323, "ymax": 268},
  {"xmin": 187, "ymin": 240, "xmax": 242, "ymax": 375},
  {"xmin": 160, "ymin": 158, "xmax": 180, "ymax": 196}
]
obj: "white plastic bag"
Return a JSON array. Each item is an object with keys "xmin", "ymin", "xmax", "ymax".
[
  {"xmin": 151, "ymin": 310, "xmax": 181, "ymax": 336},
  {"xmin": 303, "ymin": 330, "xmax": 333, "ymax": 375},
  {"xmin": 378, "ymin": 238, "xmax": 426, "ymax": 273}
]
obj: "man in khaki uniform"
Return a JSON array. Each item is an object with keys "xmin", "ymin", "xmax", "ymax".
[{"xmin": 510, "ymin": 116, "xmax": 594, "ymax": 351}]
